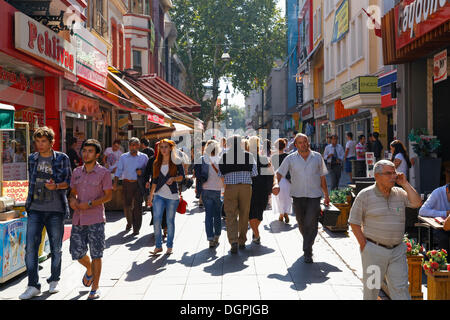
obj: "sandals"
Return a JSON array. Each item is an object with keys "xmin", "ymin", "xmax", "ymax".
[
  {"xmin": 150, "ymin": 248, "xmax": 163, "ymax": 255},
  {"xmin": 82, "ymin": 272, "xmax": 94, "ymax": 287},
  {"xmin": 87, "ymin": 289, "xmax": 100, "ymax": 300}
]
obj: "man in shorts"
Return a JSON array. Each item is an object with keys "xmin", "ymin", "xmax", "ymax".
[{"xmin": 69, "ymin": 139, "xmax": 112, "ymax": 300}]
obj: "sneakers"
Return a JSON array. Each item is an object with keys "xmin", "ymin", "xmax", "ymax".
[
  {"xmin": 19, "ymin": 286, "xmax": 41, "ymax": 300},
  {"xmin": 230, "ymin": 243, "xmax": 238, "ymax": 254},
  {"xmin": 48, "ymin": 281, "xmax": 59, "ymax": 294}
]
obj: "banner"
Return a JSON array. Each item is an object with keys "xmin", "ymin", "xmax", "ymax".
[{"xmin": 332, "ymin": 0, "xmax": 349, "ymax": 43}]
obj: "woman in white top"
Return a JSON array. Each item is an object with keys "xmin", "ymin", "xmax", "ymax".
[
  {"xmin": 390, "ymin": 140, "xmax": 411, "ymax": 178},
  {"xmin": 271, "ymin": 139, "xmax": 292, "ymax": 223},
  {"xmin": 201, "ymin": 140, "xmax": 225, "ymax": 248}
]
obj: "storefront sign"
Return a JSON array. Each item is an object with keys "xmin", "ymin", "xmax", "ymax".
[
  {"xmin": 67, "ymin": 91, "xmax": 102, "ymax": 120},
  {"xmin": 314, "ymin": 105, "xmax": 327, "ymax": 119},
  {"xmin": 334, "ymin": 99, "xmax": 357, "ymax": 120},
  {"xmin": 2, "ymin": 180, "xmax": 28, "ymax": 203},
  {"xmin": 147, "ymin": 113, "xmax": 166, "ymax": 126},
  {"xmin": 0, "ymin": 66, "xmax": 43, "ymax": 94},
  {"xmin": 301, "ymin": 105, "xmax": 313, "ymax": 120},
  {"xmin": 395, "ymin": 0, "xmax": 450, "ymax": 50},
  {"xmin": 296, "ymin": 82, "xmax": 304, "ymax": 106},
  {"xmin": 14, "ymin": 108, "xmax": 44, "ymax": 127},
  {"xmin": 341, "ymin": 77, "xmax": 381, "ymax": 100},
  {"xmin": 73, "ymin": 24, "xmax": 108, "ymax": 88},
  {"xmin": 14, "ymin": 12, "xmax": 76, "ymax": 75},
  {"xmin": 332, "ymin": 0, "xmax": 349, "ymax": 43},
  {"xmin": 373, "ymin": 117, "xmax": 380, "ymax": 133},
  {"xmin": 433, "ymin": 49, "xmax": 448, "ymax": 84}
]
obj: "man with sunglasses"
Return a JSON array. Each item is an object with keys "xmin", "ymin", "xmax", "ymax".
[{"xmin": 349, "ymin": 160, "xmax": 422, "ymax": 300}]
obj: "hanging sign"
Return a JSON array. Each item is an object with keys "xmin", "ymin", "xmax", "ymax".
[{"xmin": 433, "ymin": 49, "xmax": 447, "ymax": 84}]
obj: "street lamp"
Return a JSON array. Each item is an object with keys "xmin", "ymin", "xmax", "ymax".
[{"xmin": 212, "ymin": 51, "xmax": 231, "ymax": 130}]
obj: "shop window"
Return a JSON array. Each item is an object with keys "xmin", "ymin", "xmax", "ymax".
[
  {"xmin": 133, "ymin": 50, "xmax": 142, "ymax": 73},
  {"xmin": 92, "ymin": 0, "xmax": 107, "ymax": 37}
]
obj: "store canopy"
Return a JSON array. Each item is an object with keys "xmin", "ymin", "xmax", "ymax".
[
  {"xmin": 125, "ymin": 74, "xmax": 201, "ymax": 113},
  {"xmin": 0, "ymin": 103, "xmax": 15, "ymax": 131}
]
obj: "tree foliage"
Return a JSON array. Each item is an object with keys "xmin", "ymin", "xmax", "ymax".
[
  {"xmin": 222, "ymin": 105, "xmax": 246, "ymax": 131},
  {"xmin": 171, "ymin": 0, "xmax": 286, "ymax": 123}
]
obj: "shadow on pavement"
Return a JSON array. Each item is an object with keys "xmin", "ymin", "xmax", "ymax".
[
  {"xmin": 125, "ymin": 233, "xmax": 155, "ymax": 251},
  {"xmin": 105, "ymin": 230, "xmax": 134, "ymax": 248},
  {"xmin": 124, "ymin": 255, "xmax": 175, "ymax": 282},
  {"xmin": 187, "ymin": 207, "xmax": 204, "ymax": 215},
  {"xmin": 264, "ymin": 220, "xmax": 298, "ymax": 234},
  {"xmin": 69, "ymin": 290, "xmax": 90, "ymax": 301},
  {"xmin": 320, "ymin": 227, "xmax": 350, "ymax": 239},
  {"xmin": 105, "ymin": 211, "xmax": 125, "ymax": 223},
  {"xmin": 178, "ymin": 248, "xmax": 220, "ymax": 268},
  {"xmin": 267, "ymin": 256, "xmax": 343, "ymax": 291}
]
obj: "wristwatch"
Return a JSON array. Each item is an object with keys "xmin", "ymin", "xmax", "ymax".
[{"xmin": 88, "ymin": 200, "xmax": 93, "ymax": 208}]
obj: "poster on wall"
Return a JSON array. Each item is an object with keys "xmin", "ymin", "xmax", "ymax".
[
  {"xmin": 433, "ymin": 49, "xmax": 447, "ymax": 84},
  {"xmin": 2, "ymin": 181, "xmax": 28, "ymax": 203}
]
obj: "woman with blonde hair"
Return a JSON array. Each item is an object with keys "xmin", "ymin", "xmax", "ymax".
[
  {"xmin": 248, "ymin": 136, "xmax": 275, "ymax": 244},
  {"xmin": 148, "ymin": 139, "xmax": 185, "ymax": 255}
]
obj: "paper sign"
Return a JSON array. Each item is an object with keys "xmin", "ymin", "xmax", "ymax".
[
  {"xmin": 2, "ymin": 180, "xmax": 28, "ymax": 203},
  {"xmin": 434, "ymin": 49, "xmax": 447, "ymax": 84}
]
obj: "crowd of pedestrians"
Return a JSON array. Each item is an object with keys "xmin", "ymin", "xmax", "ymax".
[{"xmin": 17, "ymin": 126, "xmax": 450, "ymax": 301}]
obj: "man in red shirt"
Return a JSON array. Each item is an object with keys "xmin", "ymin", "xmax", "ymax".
[{"xmin": 69, "ymin": 139, "xmax": 112, "ymax": 300}]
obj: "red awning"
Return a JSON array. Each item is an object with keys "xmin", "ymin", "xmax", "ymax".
[{"xmin": 125, "ymin": 75, "xmax": 201, "ymax": 113}]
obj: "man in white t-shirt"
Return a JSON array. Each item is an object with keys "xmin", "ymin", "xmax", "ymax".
[
  {"xmin": 344, "ymin": 132, "xmax": 357, "ymax": 182},
  {"xmin": 103, "ymin": 140, "xmax": 123, "ymax": 174}
]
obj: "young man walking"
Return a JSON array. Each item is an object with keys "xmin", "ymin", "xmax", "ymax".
[
  {"xmin": 113, "ymin": 137, "xmax": 148, "ymax": 235},
  {"xmin": 323, "ymin": 135, "xmax": 345, "ymax": 190},
  {"xmin": 344, "ymin": 132, "xmax": 357, "ymax": 182},
  {"xmin": 277, "ymin": 133, "xmax": 330, "ymax": 263},
  {"xmin": 69, "ymin": 139, "xmax": 112, "ymax": 300},
  {"xmin": 20, "ymin": 127, "xmax": 71, "ymax": 299}
]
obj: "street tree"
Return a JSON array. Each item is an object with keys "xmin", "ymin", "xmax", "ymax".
[{"xmin": 171, "ymin": 0, "xmax": 286, "ymax": 124}]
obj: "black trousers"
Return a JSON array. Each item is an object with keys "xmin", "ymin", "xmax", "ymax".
[
  {"xmin": 328, "ymin": 164, "xmax": 342, "ymax": 191},
  {"xmin": 292, "ymin": 197, "xmax": 321, "ymax": 257}
]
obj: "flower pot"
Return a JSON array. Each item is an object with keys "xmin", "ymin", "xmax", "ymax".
[
  {"xmin": 407, "ymin": 255, "xmax": 423, "ymax": 300},
  {"xmin": 325, "ymin": 202, "xmax": 350, "ymax": 232},
  {"xmin": 425, "ymin": 270, "xmax": 450, "ymax": 300},
  {"xmin": 414, "ymin": 157, "xmax": 442, "ymax": 194}
]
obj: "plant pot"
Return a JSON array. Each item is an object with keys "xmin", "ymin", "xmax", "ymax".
[
  {"xmin": 425, "ymin": 270, "xmax": 450, "ymax": 300},
  {"xmin": 407, "ymin": 255, "xmax": 424, "ymax": 300},
  {"xmin": 326, "ymin": 202, "xmax": 350, "ymax": 232},
  {"xmin": 414, "ymin": 157, "xmax": 442, "ymax": 194}
]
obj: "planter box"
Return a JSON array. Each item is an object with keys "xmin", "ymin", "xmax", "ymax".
[
  {"xmin": 426, "ymin": 270, "xmax": 450, "ymax": 300},
  {"xmin": 319, "ymin": 203, "xmax": 341, "ymax": 227},
  {"xmin": 407, "ymin": 255, "xmax": 424, "ymax": 300},
  {"xmin": 325, "ymin": 202, "xmax": 350, "ymax": 232},
  {"xmin": 414, "ymin": 157, "xmax": 442, "ymax": 194}
]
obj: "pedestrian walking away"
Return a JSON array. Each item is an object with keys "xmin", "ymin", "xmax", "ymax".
[
  {"xmin": 344, "ymin": 132, "xmax": 357, "ymax": 183},
  {"xmin": 276, "ymin": 133, "xmax": 330, "ymax": 264},
  {"xmin": 419, "ymin": 183, "xmax": 450, "ymax": 251},
  {"xmin": 323, "ymin": 135, "xmax": 345, "ymax": 190},
  {"xmin": 248, "ymin": 136, "xmax": 275, "ymax": 245},
  {"xmin": 271, "ymin": 138, "xmax": 292, "ymax": 223},
  {"xmin": 68, "ymin": 139, "xmax": 113, "ymax": 300},
  {"xmin": 113, "ymin": 137, "xmax": 149, "ymax": 235},
  {"xmin": 20, "ymin": 127, "xmax": 71, "ymax": 300},
  {"xmin": 199, "ymin": 140, "xmax": 224, "ymax": 248},
  {"xmin": 349, "ymin": 160, "xmax": 422, "ymax": 300},
  {"xmin": 218, "ymin": 135, "xmax": 258, "ymax": 254},
  {"xmin": 148, "ymin": 139, "xmax": 185, "ymax": 255}
]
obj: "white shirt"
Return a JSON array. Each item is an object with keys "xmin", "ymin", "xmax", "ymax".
[
  {"xmin": 155, "ymin": 165, "xmax": 180, "ymax": 200},
  {"xmin": 323, "ymin": 144, "xmax": 345, "ymax": 164},
  {"xmin": 277, "ymin": 151, "xmax": 328, "ymax": 198},
  {"xmin": 395, "ymin": 153, "xmax": 408, "ymax": 177},
  {"xmin": 202, "ymin": 156, "xmax": 224, "ymax": 191},
  {"xmin": 345, "ymin": 140, "xmax": 356, "ymax": 158},
  {"xmin": 104, "ymin": 147, "xmax": 123, "ymax": 172}
]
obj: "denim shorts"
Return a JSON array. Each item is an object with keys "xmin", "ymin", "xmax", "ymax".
[
  {"xmin": 345, "ymin": 157, "xmax": 356, "ymax": 173},
  {"xmin": 69, "ymin": 223, "xmax": 105, "ymax": 260}
]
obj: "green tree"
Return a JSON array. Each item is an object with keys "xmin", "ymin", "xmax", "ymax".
[{"xmin": 172, "ymin": 0, "xmax": 286, "ymax": 124}]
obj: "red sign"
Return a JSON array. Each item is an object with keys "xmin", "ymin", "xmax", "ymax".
[
  {"xmin": 67, "ymin": 91, "xmax": 102, "ymax": 120},
  {"xmin": 147, "ymin": 113, "xmax": 166, "ymax": 126},
  {"xmin": 395, "ymin": 0, "xmax": 450, "ymax": 50},
  {"xmin": 334, "ymin": 99, "xmax": 357, "ymax": 120},
  {"xmin": 14, "ymin": 107, "xmax": 45, "ymax": 126},
  {"xmin": 0, "ymin": 66, "xmax": 43, "ymax": 93},
  {"xmin": 301, "ymin": 105, "xmax": 313, "ymax": 120}
]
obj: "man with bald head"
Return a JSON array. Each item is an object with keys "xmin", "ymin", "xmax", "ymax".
[{"xmin": 276, "ymin": 133, "xmax": 330, "ymax": 263}]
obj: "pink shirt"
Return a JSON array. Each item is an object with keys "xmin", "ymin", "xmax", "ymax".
[
  {"xmin": 356, "ymin": 142, "xmax": 366, "ymax": 160},
  {"xmin": 70, "ymin": 163, "xmax": 112, "ymax": 226}
]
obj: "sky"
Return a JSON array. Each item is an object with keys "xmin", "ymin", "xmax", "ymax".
[{"xmin": 218, "ymin": 0, "xmax": 286, "ymax": 109}]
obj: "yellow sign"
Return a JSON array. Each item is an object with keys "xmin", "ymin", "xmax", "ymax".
[
  {"xmin": 332, "ymin": 0, "xmax": 349, "ymax": 43},
  {"xmin": 373, "ymin": 117, "xmax": 380, "ymax": 133},
  {"xmin": 2, "ymin": 180, "xmax": 28, "ymax": 203}
]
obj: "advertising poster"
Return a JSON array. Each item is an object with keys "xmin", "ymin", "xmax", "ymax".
[{"xmin": 0, "ymin": 217, "xmax": 27, "ymax": 281}]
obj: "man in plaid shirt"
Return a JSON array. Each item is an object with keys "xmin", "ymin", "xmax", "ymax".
[
  {"xmin": 219, "ymin": 135, "xmax": 257, "ymax": 254},
  {"xmin": 20, "ymin": 127, "xmax": 71, "ymax": 300}
]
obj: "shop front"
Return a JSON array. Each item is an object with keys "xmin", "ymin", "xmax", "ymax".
[
  {"xmin": 300, "ymin": 103, "xmax": 314, "ymax": 143},
  {"xmin": 382, "ymin": 0, "xmax": 450, "ymax": 187},
  {"xmin": 314, "ymin": 103, "xmax": 329, "ymax": 152}
]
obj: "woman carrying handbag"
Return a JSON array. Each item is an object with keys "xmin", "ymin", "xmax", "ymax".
[{"xmin": 147, "ymin": 139, "xmax": 185, "ymax": 255}]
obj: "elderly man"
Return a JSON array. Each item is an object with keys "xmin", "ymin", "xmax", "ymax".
[
  {"xmin": 277, "ymin": 133, "xmax": 330, "ymax": 263},
  {"xmin": 419, "ymin": 183, "xmax": 450, "ymax": 251},
  {"xmin": 349, "ymin": 160, "xmax": 422, "ymax": 300}
]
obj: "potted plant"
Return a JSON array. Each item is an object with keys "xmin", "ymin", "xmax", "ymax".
[
  {"xmin": 325, "ymin": 188, "xmax": 352, "ymax": 232},
  {"xmin": 422, "ymin": 249, "xmax": 450, "ymax": 300},
  {"xmin": 403, "ymin": 235, "xmax": 425, "ymax": 300},
  {"xmin": 408, "ymin": 128, "xmax": 441, "ymax": 194}
]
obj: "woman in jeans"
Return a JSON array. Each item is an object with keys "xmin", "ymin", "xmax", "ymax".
[
  {"xmin": 148, "ymin": 139, "xmax": 185, "ymax": 255},
  {"xmin": 200, "ymin": 140, "xmax": 224, "ymax": 248}
]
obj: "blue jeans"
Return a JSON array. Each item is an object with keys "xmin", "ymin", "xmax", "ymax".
[
  {"xmin": 202, "ymin": 190, "xmax": 222, "ymax": 241},
  {"xmin": 152, "ymin": 195, "xmax": 179, "ymax": 249},
  {"xmin": 25, "ymin": 210, "xmax": 65, "ymax": 290}
]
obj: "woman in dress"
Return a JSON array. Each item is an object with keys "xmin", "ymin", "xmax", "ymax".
[
  {"xmin": 271, "ymin": 138, "xmax": 292, "ymax": 224},
  {"xmin": 148, "ymin": 139, "xmax": 185, "ymax": 255},
  {"xmin": 390, "ymin": 140, "xmax": 411, "ymax": 178}
]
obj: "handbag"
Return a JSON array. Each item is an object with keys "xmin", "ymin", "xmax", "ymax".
[{"xmin": 177, "ymin": 196, "xmax": 187, "ymax": 214}]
